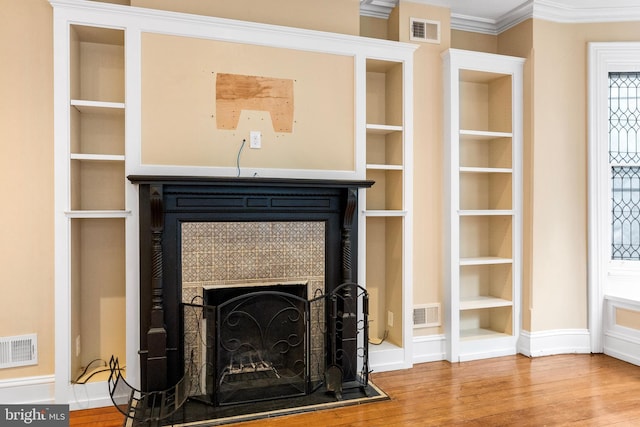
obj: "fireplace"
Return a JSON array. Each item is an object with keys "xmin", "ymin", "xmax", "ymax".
[{"xmin": 128, "ymin": 176, "xmax": 373, "ymax": 404}]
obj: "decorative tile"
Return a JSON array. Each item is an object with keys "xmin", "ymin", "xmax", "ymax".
[{"xmin": 182, "ymin": 220, "xmax": 326, "ymax": 300}]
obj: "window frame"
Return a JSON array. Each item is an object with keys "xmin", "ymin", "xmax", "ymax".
[{"xmin": 589, "ymin": 42, "xmax": 640, "ymax": 353}]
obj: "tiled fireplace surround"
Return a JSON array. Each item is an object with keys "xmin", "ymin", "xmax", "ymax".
[
  {"xmin": 181, "ymin": 221, "xmax": 326, "ymax": 393},
  {"xmin": 181, "ymin": 221, "xmax": 325, "ymax": 299}
]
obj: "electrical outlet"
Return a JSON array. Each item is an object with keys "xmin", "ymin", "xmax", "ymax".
[
  {"xmin": 75, "ymin": 335, "xmax": 81, "ymax": 357},
  {"xmin": 250, "ymin": 131, "xmax": 261, "ymax": 149},
  {"xmin": 387, "ymin": 310, "xmax": 394, "ymax": 327}
]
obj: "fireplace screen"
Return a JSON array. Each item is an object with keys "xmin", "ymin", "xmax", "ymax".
[
  {"xmin": 211, "ymin": 285, "xmax": 310, "ymax": 405},
  {"xmin": 182, "ymin": 282, "xmax": 369, "ymax": 408}
]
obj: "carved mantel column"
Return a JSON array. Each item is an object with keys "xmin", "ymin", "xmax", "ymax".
[{"xmin": 146, "ymin": 184, "xmax": 167, "ymax": 391}]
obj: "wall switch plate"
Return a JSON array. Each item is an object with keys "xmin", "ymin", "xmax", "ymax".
[
  {"xmin": 387, "ymin": 310, "xmax": 394, "ymax": 327},
  {"xmin": 250, "ymin": 131, "xmax": 261, "ymax": 149}
]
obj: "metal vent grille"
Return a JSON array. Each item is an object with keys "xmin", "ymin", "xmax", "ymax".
[
  {"xmin": 413, "ymin": 304, "xmax": 440, "ymax": 328},
  {"xmin": 0, "ymin": 334, "xmax": 37, "ymax": 369},
  {"xmin": 410, "ymin": 17, "xmax": 440, "ymax": 44}
]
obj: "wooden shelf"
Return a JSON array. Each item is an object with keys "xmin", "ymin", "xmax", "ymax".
[
  {"xmin": 460, "ymin": 296, "xmax": 513, "ymax": 311},
  {"xmin": 363, "ymin": 210, "xmax": 407, "ymax": 217},
  {"xmin": 459, "ymin": 210, "xmax": 514, "ymax": 216},
  {"xmin": 460, "ymin": 328, "xmax": 512, "ymax": 340},
  {"xmin": 459, "ymin": 129, "xmax": 512, "ymax": 139},
  {"xmin": 71, "ymin": 99, "xmax": 125, "ymax": 113},
  {"xmin": 70, "ymin": 153, "xmax": 125, "ymax": 162},
  {"xmin": 65, "ymin": 210, "xmax": 131, "ymax": 219},
  {"xmin": 366, "ymin": 124, "xmax": 403, "ymax": 134},
  {"xmin": 460, "ymin": 256, "xmax": 513, "ymax": 266},
  {"xmin": 367, "ymin": 164, "xmax": 403, "ymax": 170},
  {"xmin": 460, "ymin": 167, "xmax": 512, "ymax": 173}
]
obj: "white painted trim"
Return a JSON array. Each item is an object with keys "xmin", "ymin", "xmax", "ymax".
[
  {"xmin": 50, "ymin": 0, "xmax": 416, "ymax": 59},
  {"xmin": 368, "ymin": 342, "xmax": 411, "ymax": 373},
  {"xmin": 0, "ymin": 376, "xmax": 55, "ymax": 405},
  {"xmin": 412, "ymin": 335, "xmax": 447, "ymax": 364},
  {"xmin": 360, "ymin": 0, "xmax": 398, "ymax": 19},
  {"xmin": 442, "ymin": 49, "xmax": 524, "ymax": 363},
  {"xmin": 534, "ymin": 0, "xmax": 640, "ymax": 23},
  {"xmin": 129, "ymin": 164, "xmax": 363, "ymax": 181},
  {"xmin": 587, "ymin": 42, "xmax": 640, "ymax": 354},
  {"xmin": 602, "ymin": 295, "xmax": 640, "ymax": 366},
  {"xmin": 66, "ymin": 381, "xmax": 113, "ymax": 411},
  {"xmin": 518, "ymin": 329, "xmax": 591, "ymax": 357},
  {"xmin": 604, "ymin": 333, "xmax": 640, "ymax": 366},
  {"xmin": 52, "ymin": 3, "xmax": 72, "ymax": 405},
  {"xmin": 451, "ymin": 0, "xmax": 640, "ymax": 35}
]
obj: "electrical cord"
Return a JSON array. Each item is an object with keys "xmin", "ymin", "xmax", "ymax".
[
  {"xmin": 368, "ymin": 330, "xmax": 389, "ymax": 345},
  {"xmin": 236, "ymin": 138, "xmax": 246, "ymax": 177},
  {"xmin": 72, "ymin": 358, "xmax": 125, "ymax": 384}
]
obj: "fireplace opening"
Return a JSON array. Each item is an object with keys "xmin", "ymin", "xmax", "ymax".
[{"xmin": 205, "ymin": 283, "xmax": 310, "ymax": 405}]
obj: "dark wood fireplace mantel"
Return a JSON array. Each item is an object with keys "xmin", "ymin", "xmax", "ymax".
[{"xmin": 128, "ymin": 175, "xmax": 373, "ymax": 391}]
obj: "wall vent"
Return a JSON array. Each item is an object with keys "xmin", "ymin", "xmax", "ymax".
[
  {"xmin": 410, "ymin": 17, "xmax": 441, "ymax": 44},
  {"xmin": 413, "ymin": 304, "xmax": 441, "ymax": 328},
  {"xmin": 0, "ymin": 334, "xmax": 37, "ymax": 369}
]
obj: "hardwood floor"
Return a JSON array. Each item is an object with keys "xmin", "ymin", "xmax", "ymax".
[{"xmin": 70, "ymin": 354, "xmax": 640, "ymax": 426}]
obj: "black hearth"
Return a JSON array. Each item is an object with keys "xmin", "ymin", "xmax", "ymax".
[{"xmin": 128, "ymin": 176, "xmax": 373, "ymax": 401}]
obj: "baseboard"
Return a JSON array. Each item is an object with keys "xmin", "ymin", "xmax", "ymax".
[
  {"xmin": 412, "ymin": 334, "xmax": 446, "ymax": 364},
  {"xmin": 518, "ymin": 329, "xmax": 591, "ymax": 357},
  {"xmin": 368, "ymin": 341, "xmax": 412, "ymax": 373},
  {"xmin": 604, "ymin": 330, "xmax": 640, "ymax": 366},
  {"xmin": 603, "ymin": 296, "xmax": 640, "ymax": 367},
  {"xmin": 0, "ymin": 375, "xmax": 55, "ymax": 404}
]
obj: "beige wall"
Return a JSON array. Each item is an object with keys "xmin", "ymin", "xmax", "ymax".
[
  {"xmin": 360, "ymin": 16, "xmax": 389, "ymax": 40},
  {"xmin": 498, "ymin": 21, "xmax": 534, "ymax": 332},
  {"xmin": 132, "ymin": 0, "xmax": 360, "ymax": 36},
  {"xmin": 527, "ymin": 20, "xmax": 640, "ymax": 331},
  {"xmin": 451, "ymin": 30, "xmax": 497, "ymax": 53},
  {"xmin": 141, "ymin": 33, "xmax": 355, "ymax": 171},
  {"xmin": 0, "ymin": 0, "xmax": 54, "ymax": 379},
  {"xmin": 396, "ymin": 1, "xmax": 451, "ymax": 336}
]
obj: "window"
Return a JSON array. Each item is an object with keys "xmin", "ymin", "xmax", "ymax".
[{"xmin": 610, "ymin": 72, "xmax": 640, "ymax": 260}]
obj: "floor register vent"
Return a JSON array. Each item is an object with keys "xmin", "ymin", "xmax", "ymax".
[
  {"xmin": 0, "ymin": 334, "xmax": 38, "ymax": 369},
  {"xmin": 413, "ymin": 303, "xmax": 441, "ymax": 328}
]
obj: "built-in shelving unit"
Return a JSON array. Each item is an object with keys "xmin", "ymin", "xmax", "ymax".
[
  {"xmin": 362, "ymin": 55, "xmax": 414, "ymax": 371},
  {"xmin": 52, "ymin": 0, "xmax": 416, "ymax": 408},
  {"xmin": 68, "ymin": 22, "xmax": 128, "ymax": 383},
  {"xmin": 54, "ymin": 8, "xmax": 134, "ymax": 406},
  {"xmin": 442, "ymin": 49, "xmax": 524, "ymax": 362}
]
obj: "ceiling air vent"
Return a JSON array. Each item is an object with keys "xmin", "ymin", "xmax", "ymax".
[
  {"xmin": 413, "ymin": 303, "xmax": 441, "ymax": 329},
  {"xmin": 410, "ymin": 17, "xmax": 441, "ymax": 44}
]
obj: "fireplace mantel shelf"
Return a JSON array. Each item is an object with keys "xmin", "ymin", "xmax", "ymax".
[{"xmin": 127, "ymin": 175, "xmax": 374, "ymax": 189}]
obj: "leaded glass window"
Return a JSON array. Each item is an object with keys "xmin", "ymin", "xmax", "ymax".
[{"xmin": 610, "ymin": 72, "xmax": 640, "ymax": 260}]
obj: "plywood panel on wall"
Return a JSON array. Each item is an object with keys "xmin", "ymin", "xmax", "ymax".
[{"xmin": 141, "ymin": 33, "xmax": 355, "ymax": 172}]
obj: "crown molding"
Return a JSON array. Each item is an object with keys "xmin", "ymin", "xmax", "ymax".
[
  {"xmin": 533, "ymin": 0, "xmax": 640, "ymax": 23},
  {"xmin": 367, "ymin": 0, "xmax": 640, "ymax": 34},
  {"xmin": 360, "ymin": 0, "xmax": 399, "ymax": 19},
  {"xmin": 460, "ymin": 0, "xmax": 640, "ymax": 35}
]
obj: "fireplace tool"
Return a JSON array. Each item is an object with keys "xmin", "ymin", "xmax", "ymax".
[{"xmin": 108, "ymin": 353, "xmax": 193, "ymax": 427}]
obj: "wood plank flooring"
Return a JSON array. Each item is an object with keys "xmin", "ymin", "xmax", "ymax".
[{"xmin": 70, "ymin": 354, "xmax": 640, "ymax": 426}]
